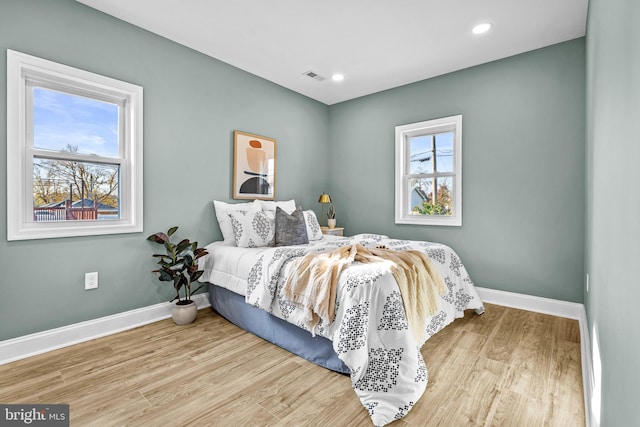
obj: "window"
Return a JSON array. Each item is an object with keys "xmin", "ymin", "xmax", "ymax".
[
  {"xmin": 7, "ymin": 50, "xmax": 143, "ymax": 240},
  {"xmin": 395, "ymin": 115, "xmax": 462, "ymax": 226}
]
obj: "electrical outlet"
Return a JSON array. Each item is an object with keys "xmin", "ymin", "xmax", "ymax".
[
  {"xmin": 586, "ymin": 273, "xmax": 590, "ymax": 292},
  {"xmin": 85, "ymin": 272, "xmax": 98, "ymax": 290}
]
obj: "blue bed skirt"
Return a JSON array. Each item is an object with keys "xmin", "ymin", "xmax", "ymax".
[{"xmin": 207, "ymin": 283, "xmax": 350, "ymax": 374}]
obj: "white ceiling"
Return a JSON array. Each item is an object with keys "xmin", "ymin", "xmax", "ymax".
[{"xmin": 76, "ymin": 0, "xmax": 588, "ymax": 105}]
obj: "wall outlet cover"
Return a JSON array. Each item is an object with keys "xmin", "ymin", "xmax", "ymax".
[{"xmin": 85, "ymin": 272, "xmax": 98, "ymax": 290}]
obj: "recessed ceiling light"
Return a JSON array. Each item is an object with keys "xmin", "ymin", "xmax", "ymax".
[
  {"xmin": 331, "ymin": 73, "xmax": 345, "ymax": 82},
  {"xmin": 472, "ymin": 22, "xmax": 493, "ymax": 35}
]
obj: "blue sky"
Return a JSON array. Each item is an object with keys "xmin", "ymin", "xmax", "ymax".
[
  {"xmin": 33, "ymin": 87, "xmax": 119, "ymax": 158},
  {"xmin": 409, "ymin": 132, "xmax": 453, "ymax": 174}
]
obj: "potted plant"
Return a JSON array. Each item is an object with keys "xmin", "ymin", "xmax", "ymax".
[
  {"xmin": 327, "ymin": 203, "xmax": 336, "ymax": 229},
  {"xmin": 147, "ymin": 226, "xmax": 209, "ymax": 325}
]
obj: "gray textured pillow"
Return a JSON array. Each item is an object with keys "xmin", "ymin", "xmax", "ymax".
[{"xmin": 275, "ymin": 207, "xmax": 309, "ymax": 246}]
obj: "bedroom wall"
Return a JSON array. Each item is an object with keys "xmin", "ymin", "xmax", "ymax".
[
  {"xmin": 0, "ymin": 1, "xmax": 588, "ymax": 345},
  {"xmin": 328, "ymin": 38, "xmax": 586, "ymax": 303},
  {"xmin": 585, "ymin": 0, "xmax": 640, "ymax": 425},
  {"xmin": 0, "ymin": 0, "xmax": 330, "ymax": 341}
]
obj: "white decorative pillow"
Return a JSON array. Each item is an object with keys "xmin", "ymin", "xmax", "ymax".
[
  {"xmin": 228, "ymin": 210, "xmax": 276, "ymax": 248},
  {"xmin": 213, "ymin": 200, "xmax": 261, "ymax": 245},
  {"xmin": 303, "ymin": 210, "xmax": 323, "ymax": 241},
  {"xmin": 260, "ymin": 199, "xmax": 296, "ymax": 214}
]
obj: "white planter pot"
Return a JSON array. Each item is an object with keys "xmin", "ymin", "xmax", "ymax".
[
  {"xmin": 327, "ymin": 218, "xmax": 336, "ymax": 229},
  {"xmin": 172, "ymin": 300, "xmax": 197, "ymax": 325}
]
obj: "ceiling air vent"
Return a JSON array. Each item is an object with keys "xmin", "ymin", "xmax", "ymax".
[{"xmin": 302, "ymin": 70, "xmax": 326, "ymax": 82}]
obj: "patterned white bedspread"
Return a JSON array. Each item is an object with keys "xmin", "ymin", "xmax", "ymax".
[{"xmin": 245, "ymin": 234, "xmax": 484, "ymax": 426}]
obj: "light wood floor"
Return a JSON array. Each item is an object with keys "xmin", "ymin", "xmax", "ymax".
[{"xmin": 0, "ymin": 303, "xmax": 584, "ymax": 426}]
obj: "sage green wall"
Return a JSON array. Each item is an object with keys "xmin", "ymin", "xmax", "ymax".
[
  {"xmin": 329, "ymin": 39, "xmax": 586, "ymax": 303},
  {"xmin": 586, "ymin": 0, "xmax": 640, "ymax": 425},
  {"xmin": 0, "ymin": 0, "xmax": 330, "ymax": 341},
  {"xmin": 0, "ymin": 1, "xmax": 587, "ymax": 344}
]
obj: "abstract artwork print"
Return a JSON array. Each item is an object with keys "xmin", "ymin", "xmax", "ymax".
[{"xmin": 233, "ymin": 130, "xmax": 276, "ymax": 200}]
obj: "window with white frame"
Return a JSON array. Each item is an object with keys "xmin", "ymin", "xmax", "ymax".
[
  {"xmin": 395, "ymin": 115, "xmax": 462, "ymax": 226},
  {"xmin": 7, "ymin": 50, "xmax": 143, "ymax": 240}
]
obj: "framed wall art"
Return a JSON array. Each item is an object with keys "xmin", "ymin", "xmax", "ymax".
[{"xmin": 233, "ymin": 130, "xmax": 276, "ymax": 200}]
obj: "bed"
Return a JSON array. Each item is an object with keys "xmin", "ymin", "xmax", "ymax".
[{"xmin": 201, "ymin": 200, "xmax": 484, "ymax": 426}]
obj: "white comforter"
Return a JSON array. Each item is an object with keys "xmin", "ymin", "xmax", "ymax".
[{"xmin": 225, "ymin": 234, "xmax": 484, "ymax": 426}]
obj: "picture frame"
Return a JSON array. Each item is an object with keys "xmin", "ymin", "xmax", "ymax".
[{"xmin": 233, "ymin": 130, "xmax": 276, "ymax": 200}]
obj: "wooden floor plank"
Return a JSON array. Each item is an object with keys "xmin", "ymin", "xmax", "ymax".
[
  {"xmin": 490, "ymin": 389, "xmax": 546, "ymax": 427},
  {"xmin": 0, "ymin": 305, "xmax": 585, "ymax": 426},
  {"xmin": 545, "ymin": 340, "xmax": 584, "ymax": 426},
  {"xmin": 0, "ymin": 342, "xmax": 114, "ymax": 388},
  {"xmin": 460, "ymin": 303, "xmax": 508, "ymax": 337},
  {"xmin": 71, "ymin": 390, "xmax": 152, "ymax": 426},
  {"xmin": 481, "ymin": 306, "xmax": 533, "ymax": 364},
  {"xmin": 502, "ymin": 313, "xmax": 554, "ymax": 399}
]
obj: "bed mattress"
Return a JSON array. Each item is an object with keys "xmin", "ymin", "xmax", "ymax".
[{"xmin": 200, "ymin": 235, "xmax": 345, "ymax": 296}]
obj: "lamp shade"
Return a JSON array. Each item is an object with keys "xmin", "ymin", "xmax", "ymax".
[{"xmin": 318, "ymin": 193, "xmax": 332, "ymax": 203}]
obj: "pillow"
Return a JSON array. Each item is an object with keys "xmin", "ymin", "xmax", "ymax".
[
  {"xmin": 275, "ymin": 207, "xmax": 309, "ymax": 246},
  {"xmin": 303, "ymin": 210, "xmax": 323, "ymax": 241},
  {"xmin": 260, "ymin": 199, "xmax": 296, "ymax": 214},
  {"xmin": 213, "ymin": 200, "xmax": 261, "ymax": 245},
  {"xmin": 228, "ymin": 210, "xmax": 275, "ymax": 248}
]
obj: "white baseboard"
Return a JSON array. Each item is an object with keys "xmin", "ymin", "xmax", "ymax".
[
  {"xmin": 476, "ymin": 286, "xmax": 584, "ymax": 319},
  {"xmin": 579, "ymin": 307, "xmax": 595, "ymax": 427},
  {"xmin": 476, "ymin": 287, "xmax": 593, "ymax": 427},
  {"xmin": 0, "ymin": 293, "xmax": 211, "ymax": 366}
]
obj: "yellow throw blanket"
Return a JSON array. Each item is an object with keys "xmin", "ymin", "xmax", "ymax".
[{"xmin": 282, "ymin": 244, "xmax": 447, "ymax": 343}]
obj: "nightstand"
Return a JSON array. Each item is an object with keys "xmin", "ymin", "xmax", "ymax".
[{"xmin": 321, "ymin": 226, "xmax": 344, "ymax": 236}]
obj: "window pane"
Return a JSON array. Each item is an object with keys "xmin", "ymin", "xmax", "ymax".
[
  {"xmin": 33, "ymin": 158, "xmax": 120, "ymax": 222},
  {"xmin": 408, "ymin": 176, "xmax": 454, "ymax": 216},
  {"xmin": 409, "ymin": 132, "xmax": 454, "ymax": 174},
  {"xmin": 33, "ymin": 87, "xmax": 119, "ymax": 158},
  {"xmin": 409, "ymin": 135, "xmax": 433, "ymax": 174},
  {"xmin": 434, "ymin": 132, "xmax": 454, "ymax": 173}
]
